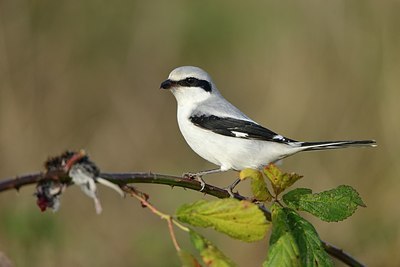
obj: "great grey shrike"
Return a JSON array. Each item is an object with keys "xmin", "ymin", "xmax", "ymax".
[{"xmin": 160, "ymin": 66, "xmax": 376, "ymax": 191}]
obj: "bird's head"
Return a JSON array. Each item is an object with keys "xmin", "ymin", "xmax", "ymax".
[{"xmin": 160, "ymin": 66, "xmax": 219, "ymax": 105}]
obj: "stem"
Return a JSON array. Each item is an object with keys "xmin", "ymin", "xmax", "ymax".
[
  {"xmin": 322, "ymin": 241, "xmax": 365, "ymax": 267},
  {"xmin": 167, "ymin": 217, "xmax": 181, "ymax": 252},
  {"xmin": 123, "ymin": 185, "xmax": 189, "ymax": 251}
]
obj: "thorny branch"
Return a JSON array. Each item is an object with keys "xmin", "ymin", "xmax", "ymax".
[{"xmin": 0, "ymin": 152, "xmax": 364, "ymax": 267}]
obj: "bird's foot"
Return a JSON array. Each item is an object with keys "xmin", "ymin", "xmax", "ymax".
[
  {"xmin": 183, "ymin": 172, "xmax": 206, "ymax": 191},
  {"xmin": 223, "ymin": 178, "xmax": 241, "ymax": 198}
]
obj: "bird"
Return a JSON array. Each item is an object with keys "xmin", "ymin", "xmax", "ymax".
[{"xmin": 160, "ymin": 66, "xmax": 376, "ymax": 192}]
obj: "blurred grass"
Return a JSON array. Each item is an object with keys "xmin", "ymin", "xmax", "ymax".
[{"xmin": 0, "ymin": 0, "xmax": 399, "ymax": 266}]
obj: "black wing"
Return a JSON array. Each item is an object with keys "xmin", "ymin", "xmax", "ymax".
[{"xmin": 189, "ymin": 115, "xmax": 296, "ymax": 143}]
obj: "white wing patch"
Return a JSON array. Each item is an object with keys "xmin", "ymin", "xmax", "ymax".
[
  {"xmin": 231, "ymin": 131, "xmax": 249, "ymax": 138},
  {"xmin": 273, "ymin": 134, "xmax": 285, "ymax": 141},
  {"xmin": 288, "ymin": 141, "xmax": 303, "ymax": 147}
]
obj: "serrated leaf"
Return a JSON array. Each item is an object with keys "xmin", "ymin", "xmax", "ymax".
[
  {"xmin": 239, "ymin": 168, "xmax": 272, "ymax": 202},
  {"xmin": 190, "ymin": 230, "xmax": 237, "ymax": 267},
  {"xmin": 263, "ymin": 205, "xmax": 300, "ymax": 267},
  {"xmin": 176, "ymin": 199, "xmax": 270, "ymax": 242},
  {"xmin": 178, "ymin": 249, "xmax": 202, "ymax": 267},
  {"xmin": 283, "ymin": 185, "xmax": 366, "ymax": 222},
  {"xmin": 282, "ymin": 188, "xmax": 312, "ymax": 204},
  {"xmin": 263, "ymin": 164, "xmax": 303, "ymax": 196},
  {"xmin": 264, "ymin": 204, "xmax": 333, "ymax": 267},
  {"xmin": 285, "ymin": 208, "xmax": 333, "ymax": 267}
]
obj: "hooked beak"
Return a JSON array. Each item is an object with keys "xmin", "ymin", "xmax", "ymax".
[{"xmin": 160, "ymin": 79, "xmax": 176, "ymax": 90}]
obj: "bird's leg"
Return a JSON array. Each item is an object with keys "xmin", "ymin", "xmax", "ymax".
[
  {"xmin": 183, "ymin": 168, "xmax": 223, "ymax": 191},
  {"xmin": 224, "ymin": 178, "xmax": 241, "ymax": 197}
]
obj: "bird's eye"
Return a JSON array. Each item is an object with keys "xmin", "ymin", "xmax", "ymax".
[{"xmin": 185, "ymin": 77, "xmax": 196, "ymax": 85}]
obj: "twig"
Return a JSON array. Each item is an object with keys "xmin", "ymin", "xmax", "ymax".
[
  {"xmin": 122, "ymin": 185, "xmax": 187, "ymax": 251},
  {"xmin": 322, "ymin": 241, "xmax": 365, "ymax": 267},
  {"xmin": 0, "ymin": 171, "xmax": 363, "ymax": 266},
  {"xmin": 167, "ymin": 217, "xmax": 181, "ymax": 251}
]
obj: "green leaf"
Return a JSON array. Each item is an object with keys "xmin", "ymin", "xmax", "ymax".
[
  {"xmin": 263, "ymin": 164, "xmax": 303, "ymax": 196},
  {"xmin": 190, "ymin": 230, "xmax": 237, "ymax": 267},
  {"xmin": 239, "ymin": 168, "xmax": 272, "ymax": 202},
  {"xmin": 264, "ymin": 204, "xmax": 300, "ymax": 267},
  {"xmin": 283, "ymin": 185, "xmax": 366, "ymax": 222},
  {"xmin": 178, "ymin": 250, "xmax": 202, "ymax": 267},
  {"xmin": 264, "ymin": 204, "xmax": 333, "ymax": 267},
  {"xmin": 176, "ymin": 199, "xmax": 270, "ymax": 242}
]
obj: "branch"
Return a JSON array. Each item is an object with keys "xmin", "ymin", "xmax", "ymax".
[
  {"xmin": 0, "ymin": 171, "xmax": 363, "ymax": 266},
  {"xmin": 0, "ymin": 172, "xmax": 46, "ymax": 192},
  {"xmin": 0, "ymin": 171, "xmax": 233, "ymax": 197},
  {"xmin": 322, "ymin": 241, "xmax": 364, "ymax": 267}
]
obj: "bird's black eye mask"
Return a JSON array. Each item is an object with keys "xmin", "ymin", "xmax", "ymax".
[{"xmin": 177, "ymin": 77, "xmax": 212, "ymax": 92}]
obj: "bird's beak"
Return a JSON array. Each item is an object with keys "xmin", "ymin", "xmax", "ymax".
[{"xmin": 160, "ymin": 79, "xmax": 176, "ymax": 90}]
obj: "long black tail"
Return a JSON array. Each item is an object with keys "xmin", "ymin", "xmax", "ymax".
[{"xmin": 300, "ymin": 140, "xmax": 376, "ymax": 151}]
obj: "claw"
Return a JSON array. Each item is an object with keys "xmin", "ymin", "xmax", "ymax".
[
  {"xmin": 183, "ymin": 172, "xmax": 195, "ymax": 179},
  {"xmin": 197, "ymin": 177, "xmax": 206, "ymax": 191},
  {"xmin": 225, "ymin": 186, "xmax": 235, "ymax": 198},
  {"xmin": 182, "ymin": 172, "xmax": 207, "ymax": 191},
  {"xmin": 224, "ymin": 178, "xmax": 241, "ymax": 198}
]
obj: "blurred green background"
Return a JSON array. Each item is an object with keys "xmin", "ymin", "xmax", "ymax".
[{"xmin": 0, "ymin": 0, "xmax": 399, "ymax": 266}]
